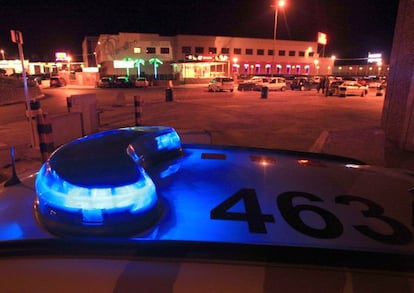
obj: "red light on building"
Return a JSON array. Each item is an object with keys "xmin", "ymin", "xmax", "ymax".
[{"xmin": 318, "ymin": 32, "xmax": 328, "ymax": 45}]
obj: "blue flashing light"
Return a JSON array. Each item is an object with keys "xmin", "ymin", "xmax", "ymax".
[
  {"xmin": 35, "ymin": 162, "xmax": 157, "ymax": 225},
  {"xmin": 128, "ymin": 127, "xmax": 182, "ymax": 166},
  {"xmin": 36, "ymin": 163, "xmax": 157, "ymax": 211},
  {"xmin": 33, "ymin": 126, "xmax": 182, "ymax": 235},
  {"xmin": 155, "ymin": 130, "xmax": 181, "ymax": 152}
]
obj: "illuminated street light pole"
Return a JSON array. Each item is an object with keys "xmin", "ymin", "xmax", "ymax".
[
  {"xmin": 271, "ymin": 0, "xmax": 285, "ymax": 75},
  {"xmin": 331, "ymin": 55, "xmax": 336, "ymax": 74},
  {"xmin": 93, "ymin": 52, "xmax": 98, "ymax": 67}
]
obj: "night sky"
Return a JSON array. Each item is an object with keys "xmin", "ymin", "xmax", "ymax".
[{"xmin": 0, "ymin": 0, "xmax": 399, "ymax": 62}]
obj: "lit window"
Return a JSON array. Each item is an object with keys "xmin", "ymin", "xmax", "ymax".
[{"xmin": 134, "ymin": 47, "xmax": 141, "ymax": 54}]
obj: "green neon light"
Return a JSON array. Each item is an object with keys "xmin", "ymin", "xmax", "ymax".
[{"xmin": 149, "ymin": 57, "xmax": 163, "ymax": 79}]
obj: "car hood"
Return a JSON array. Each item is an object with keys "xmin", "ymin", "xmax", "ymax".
[{"xmin": 1, "ymin": 126, "xmax": 414, "ymax": 266}]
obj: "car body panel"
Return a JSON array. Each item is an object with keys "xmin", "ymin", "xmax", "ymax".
[
  {"xmin": 0, "ymin": 256, "xmax": 413, "ymax": 293},
  {"xmin": 1, "ymin": 126, "xmax": 414, "ymax": 291},
  {"xmin": 1, "ymin": 127, "xmax": 414, "ymax": 254}
]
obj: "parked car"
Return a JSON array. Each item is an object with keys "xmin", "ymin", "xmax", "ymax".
[
  {"xmin": 237, "ymin": 80, "xmax": 257, "ymax": 91},
  {"xmin": 208, "ymin": 77, "xmax": 234, "ymax": 92},
  {"xmin": 326, "ymin": 80, "xmax": 344, "ymax": 96},
  {"xmin": 135, "ymin": 77, "xmax": 149, "ymax": 87},
  {"xmin": 290, "ymin": 77, "xmax": 316, "ymax": 91},
  {"xmin": 338, "ymin": 81, "xmax": 369, "ymax": 97},
  {"xmin": 113, "ymin": 76, "xmax": 133, "ymax": 88},
  {"xmin": 96, "ymin": 76, "xmax": 114, "ymax": 88},
  {"xmin": 366, "ymin": 77, "xmax": 384, "ymax": 88},
  {"xmin": 260, "ymin": 77, "xmax": 287, "ymax": 91},
  {"xmin": 237, "ymin": 76, "xmax": 268, "ymax": 91},
  {"xmin": 29, "ymin": 74, "xmax": 44, "ymax": 85},
  {"xmin": 49, "ymin": 76, "xmax": 67, "ymax": 88}
]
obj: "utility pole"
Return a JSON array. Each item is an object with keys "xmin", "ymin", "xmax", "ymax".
[{"xmin": 11, "ymin": 29, "xmax": 37, "ymax": 148}]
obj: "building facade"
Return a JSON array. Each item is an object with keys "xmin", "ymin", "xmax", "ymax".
[
  {"xmin": 92, "ymin": 32, "xmax": 335, "ymax": 83},
  {"xmin": 332, "ymin": 64, "xmax": 390, "ymax": 77}
]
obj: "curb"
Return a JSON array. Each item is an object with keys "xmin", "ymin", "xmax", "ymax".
[{"xmin": 0, "ymin": 93, "xmax": 46, "ymax": 106}]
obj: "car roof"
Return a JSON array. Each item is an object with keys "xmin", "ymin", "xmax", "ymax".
[{"xmin": 2, "ymin": 126, "xmax": 414, "ymax": 271}]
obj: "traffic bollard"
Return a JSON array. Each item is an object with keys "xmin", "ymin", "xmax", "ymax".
[
  {"xmin": 376, "ymin": 85, "xmax": 384, "ymax": 96},
  {"xmin": 26, "ymin": 100, "xmax": 41, "ymax": 149},
  {"xmin": 261, "ymin": 86, "xmax": 268, "ymax": 99},
  {"xmin": 165, "ymin": 88, "xmax": 173, "ymax": 102},
  {"xmin": 36, "ymin": 111, "xmax": 55, "ymax": 162},
  {"xmin": 134, "ymin": 95, "xmax": 143, "ymax": 126}
]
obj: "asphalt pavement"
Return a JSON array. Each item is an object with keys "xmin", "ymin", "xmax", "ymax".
[{"xmin": 2, "ymin": 85, "xmax": 414, "ymax": 185}]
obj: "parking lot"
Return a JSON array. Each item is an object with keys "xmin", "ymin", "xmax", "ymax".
[
  {"xmin": 93, "ymin": 86, "xmax": 384, "ymax": 163},
  {"xmin": 0, "ymin": 85, "xmax": 389, "ymax": 182}
]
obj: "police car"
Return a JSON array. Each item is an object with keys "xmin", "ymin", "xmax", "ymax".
[{"xmin": 1, "ymin": 126, "xmax": 414, "ymax": 292}]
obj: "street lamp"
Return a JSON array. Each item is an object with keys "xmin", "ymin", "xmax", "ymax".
[
  {"xmin": 0, "ymin": 49, "xmax": 5, "ymax": 60},
  {"xmin": 271, "ymin": 0, "xmax": 286, "ymax": 74},
  {"xmin": 93, "ymin": 52, "xmax": 98, "ymax": 67}
]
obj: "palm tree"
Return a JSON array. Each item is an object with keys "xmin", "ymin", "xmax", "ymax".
[
  {"xmin": 148, "ymin": 57, "xmax": 163, "ymax": 79},
  {"xmin": 122, "ymin": 57, "xmax": 134, "ymax": 77},
  {"xmin": 134, "ymin": 58, "xmax": 145, "ymax": 77}
]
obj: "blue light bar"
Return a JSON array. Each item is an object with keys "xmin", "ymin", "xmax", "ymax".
[
  {"xmin": 36, "ymin": 163, "xmax": 157, "ymax": 213},
  {"xmin": 34, "ymin": 126, "xmax": 183, "ymax": 236}
]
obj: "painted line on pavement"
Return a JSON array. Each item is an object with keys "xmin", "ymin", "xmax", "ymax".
[{"xmin": 309, "ymin": 130, "xmax": 329, "ymax": 153}]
